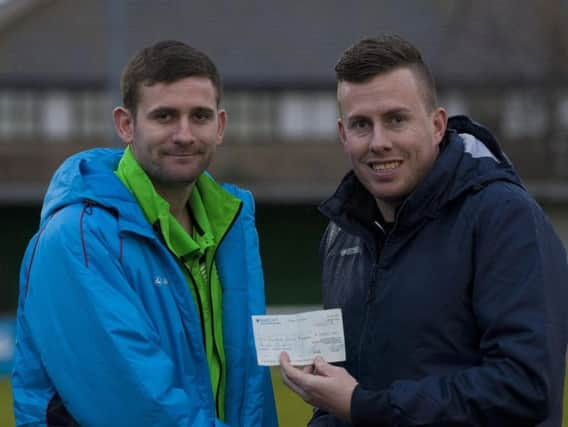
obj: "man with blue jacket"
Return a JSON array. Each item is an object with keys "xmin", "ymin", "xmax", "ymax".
[
  {"xmin": 280, "ymin": 35, "xmax": 568, "ymax": 426},
  {"xmin": 12, "ymin": 40, "xmax": 277, "ymax": 427}
]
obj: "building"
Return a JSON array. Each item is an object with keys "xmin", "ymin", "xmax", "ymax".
[{"xmin": 1, "ymin": 0, "xmax": 568, "ymax": 203}]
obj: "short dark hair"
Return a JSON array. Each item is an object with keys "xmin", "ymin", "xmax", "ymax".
[
  {"xmin": 121, "ymin": 40, "xmax": 223, "ymax": 114},
  {"xmin": 335, "ymin": 35, "xmax": 438, "ymax": 110}
]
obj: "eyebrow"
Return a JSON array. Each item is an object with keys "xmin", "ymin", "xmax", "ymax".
[
  {"xmin": 384, "ymin": 107, "xmax": 412, "ymax": 116},
  {"xmin": 146, "ymin": 105, "xmax": 215, "ymax": 116},
  {"xmin": 347, "ymin": 106, "xmax": 412, "ymax": 121},
  {"xmin": 147, "ymin": 106, "xmax": 177, "ymax": 116},
  {"xmin": 347, "ymin": 114, "xmax": 369, "ymax": 122},
  {"xmin": 192, "ymin": 106, "xmax": 215, "ymax": 115}
]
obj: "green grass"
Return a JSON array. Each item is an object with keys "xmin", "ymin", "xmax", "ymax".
[
  {"xmin": 0, "ymin": 377, "xmax": 14, "ymax": 427},
  {"xmin": 0, "ymin": 371, "xmax": 312, "ymax": 427},
  {"xmin": 271, "ymin": 367, "xmax": 313, "ymax": 426}
]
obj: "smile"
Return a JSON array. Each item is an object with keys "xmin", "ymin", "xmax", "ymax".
[
  {"xmin": 368, "ymin": 161, "xmax": 402, "ymax": 172},
  {"xmin": 167, "ymin": 152, "xmax": 198, "ymax": 157}
]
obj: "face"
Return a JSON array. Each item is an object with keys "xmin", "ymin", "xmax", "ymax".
[
  {"xmin": 337, "ymin": 67, "xmax": 447, "ymax": 221},
  {"xmin": 113, "ymin": 76, "xmax": 226, "ymax": 195}
]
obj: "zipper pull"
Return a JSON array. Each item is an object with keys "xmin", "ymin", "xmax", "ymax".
[
  {"xmin": 373, "ymin": 220, "xmax": 386, "ymax": 236},
  {"xmin": 198, "ymin": 255, "xmax": 208, "ymax": 282}
]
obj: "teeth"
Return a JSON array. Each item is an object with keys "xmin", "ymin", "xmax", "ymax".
[{"xmin": 371, "ymin": 161, "xmax": 400, "ymax": 171}]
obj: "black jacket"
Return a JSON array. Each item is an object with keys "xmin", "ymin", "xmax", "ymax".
[{"xmin": 313, "ymin": 116, "xmax": 568, "ymax": 426}]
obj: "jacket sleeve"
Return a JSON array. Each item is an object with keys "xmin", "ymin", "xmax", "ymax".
[
  {"xmin": 349, "ymin": 186, "xmax": 566, "ymax": 426},
  {"xmin": 241, "ymin": 189, "xmax": 278, "ymax": 427},
  {"xmin": 217, "ymin": 184, "xmax": 278, "ymax": 427},
  {"xmin": 308, "ymin": 407, "xmax": 336, "ymax": 426},
  {"xmin": 22, "ymin": 205, "xmax": 228, "ymax": 427},
  {"xmin": 261, "ymin": 368, "xmax": 278, "ymax": 427}
]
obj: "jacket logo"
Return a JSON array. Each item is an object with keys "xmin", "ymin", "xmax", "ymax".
[
  {"xmin": 340, "ymin": 246, "xmax": 361, "ymax": 256},
  {"xmin": 153, "ymin": 276, "xmax": 169, "ymax": 286}
]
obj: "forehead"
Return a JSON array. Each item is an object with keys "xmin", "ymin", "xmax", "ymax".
[
  {"xmin": 137, "ymin": 76, "xmax": 218, "ymax": 111},
  {"xmin": 337, "ymin": 68, "xmax": 427, "ymax": 116}
]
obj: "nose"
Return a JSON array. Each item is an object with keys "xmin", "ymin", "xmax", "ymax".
[
  {"xmin": 369, "ymin": 126, "xmax": 392, "ymax": 153},
  {"xmin": 173, "ymin": 117, "xmax": 194, "ymax": 144}
]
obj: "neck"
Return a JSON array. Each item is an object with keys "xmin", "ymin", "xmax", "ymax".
[{"xmin": 376, "ymin": 199, "xmax": 397, "ymax": 223}]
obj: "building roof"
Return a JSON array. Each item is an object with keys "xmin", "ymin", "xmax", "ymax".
[
  {"xmin": 0, "ymin": 0, "xmax": 51, "ymax": 32},
  {"xmin": 1, "ymin": 0, "xmax": 567, "ymax": 88}
]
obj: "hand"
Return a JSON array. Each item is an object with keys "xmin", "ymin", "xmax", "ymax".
[{"xmin": 279, "ymin": 352, "xmax": 358, "ymax": 422}]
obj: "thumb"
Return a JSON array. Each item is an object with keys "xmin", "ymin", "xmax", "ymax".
[{"xmin": 279, "ymin": 351, "xmax": 291, "ymax": 365}]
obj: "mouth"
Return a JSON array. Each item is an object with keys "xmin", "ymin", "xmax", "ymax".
[
  {"xmin": 367, "ymin": 160, "xmax": 402, "ymax": 172},
  {"xmin": 166, "ymin": 152, "xmax": 199, "ymax": 157}
]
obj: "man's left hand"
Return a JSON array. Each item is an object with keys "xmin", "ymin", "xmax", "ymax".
[{"xmin": 279, "ymin": 352, "xmax": 358, "ymax": 422}]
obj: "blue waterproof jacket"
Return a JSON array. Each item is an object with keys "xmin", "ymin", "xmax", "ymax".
[
  {"xmin": 316, "ymin": 116, "xmax": 568, "ymax": 426},
  {"xmin": 12, "ymin": 148, "xmax": 278, "ymax": 427}
]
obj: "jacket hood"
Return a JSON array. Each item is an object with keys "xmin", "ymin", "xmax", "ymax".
[
  {"xmin": 431, "ymin": 115, "xmax": 523, "ymax": 206},
  {"xmin": 320, "ymin": 115, "xmax": 525, "ymax": 226},
  {"xmin": 40, "ymin": 148, "xmax": 143, "ymax": 227}
]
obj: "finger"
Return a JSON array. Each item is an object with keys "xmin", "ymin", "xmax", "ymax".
[
  {"xmin": 303, "ymin": 364, "xmax": 315, "ymax": 374},
  {"xmin": 281, "ymin": 360, "xmax": 316, "ymax": 394},
  {"xmin": 279, "ymin": 352, "xmax": 295, "ymax": 378},
  {"xmin": 279, "ymin": 353, "xmax": 308, "ymax": 387},
  {"xmin": 282, "ymin": 372, "xmax": 306, "ymax": 398},
  {"xmin": 279, "ymin": 351, "xmax": 291, "ymax": 365},
  {"xmin": 279, "ymin": 364, "xmax": 310, "ymax": 400},
  {"xmin": 313, "ymin": 356, "xmax": 336, "ymax": 377},
  {"xmin": 279, "ymin": 354, "xmax": 296, "ymax": 385},
  {"xmin": 280, "ymin": 353, "xmax": 299, "ymax": 380},
  {"xmin": 279, "ymin": 365, "xmax": 293, "ymax": 387},
  {"xmin": 281, "ymin": 361, "xmax": 305, "ymax": 385}
]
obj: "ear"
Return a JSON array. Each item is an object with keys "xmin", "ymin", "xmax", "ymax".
[
  {"xmin": 216, "ymin": 109, "xmax": 227, "ymax": 145},
  {"xmin": 113, "ymin": 107, "xmax": 135, "ymax": 145},
  {"xmin": 432, "ymin": 107, "xmax": 448, "ymax": 146},
  {"xmin": 337, "ymin": 118, "xmax": 348, "ymax": 150}
]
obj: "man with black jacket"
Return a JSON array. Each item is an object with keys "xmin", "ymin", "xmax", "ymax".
[{"xmin": 280, "ymin": 34, "xmax": 568, "ymax": 426}]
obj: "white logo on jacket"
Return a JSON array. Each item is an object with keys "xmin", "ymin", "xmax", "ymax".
[
  {"xmin": 340, "ymin": 246, "xmax": 361, "ymax": 256},
  {"xmin": 153, "ymin": 276, "xmax": 169, "ymax": 286}
]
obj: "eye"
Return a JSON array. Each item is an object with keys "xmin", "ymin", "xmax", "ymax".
[
  {"xmin": 152, "ymin": 110, "xmax": 174, "ymax": 123},
  {"xmin": 349, "ymin": 118, "xmax": 371, "ymax": 131},
  {"xmin": 193, "ymin": 111, "xmax": 210, "ymax": 121},
  {"xmin": 387, "ymin": 113, "xmax": 407, "ymax": 127}
]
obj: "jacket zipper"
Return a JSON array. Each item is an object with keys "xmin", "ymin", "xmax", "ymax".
[
  {"xmin": 357, "ymin": 209, "xmax": 404, "ymax": 377},
  {"xmin": 185, "ymin": 264, "xmax": 206, "ymax": 342},
  {"xmin": 206, "ymin": 200, "xmax": 243, "ymax": 420},
  {"xmin": 153, "ymin": 220, "xmax": 223, "ymax": 417}
]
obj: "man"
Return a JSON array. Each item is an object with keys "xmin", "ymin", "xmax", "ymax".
[
  {"xmin": 280, "ymin": 35, "xmax": 568, "ymax": 426},
  {"xmin": 12, "ymin": 40, "xmax": 277, "ymax": 427}
]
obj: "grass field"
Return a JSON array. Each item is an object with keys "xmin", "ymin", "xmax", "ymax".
[
  {"xmin": 0, "ymin": 369, "xmax": 312, "ymax": 427},
  {"xmin": 0, "ymin": 377, "xmax": 14, "ymax": 427}
]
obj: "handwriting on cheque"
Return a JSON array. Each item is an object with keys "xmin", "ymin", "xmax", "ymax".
[{"xmin": 251, "ymin": 309, "xmax": 346, "ymax": 366}]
